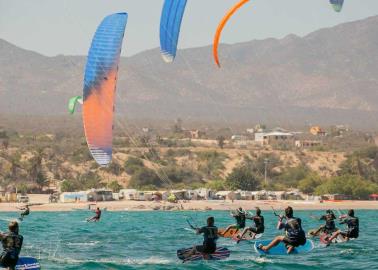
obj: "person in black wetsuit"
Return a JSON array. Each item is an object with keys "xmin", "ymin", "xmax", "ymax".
[
  {"xmin": 18, "ymin": 205, "xmax": 30, "ymax": 221},
  {"xmin": 0, "ymin": 221, "xmax": 23, "ymax": 270},
  {"xmin": 326, "ymin": 209, "xmax": 359, "ymax": 243},
  {"xmin": 310, "ymin": 209, "xmax": 337, "ymax": 236},
  {"xmin": 236, "ymin": 207, "xmax": 264, "ymax": 243},
  {"xmin": 187, "ymin": 216, "xmax": 218, "ymax": 259},
  {"xmin": 87, "ymin": 207, "xmax": 101, "ymax": 222},
  {"xmin": 259, "ymin": 206, "xmax": 306, "ymax": 254},
  {"xmin": 220, "ymin": 208, "xmax": 246, "ymax": 236}
]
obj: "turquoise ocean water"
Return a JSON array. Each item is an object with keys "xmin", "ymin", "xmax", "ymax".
[{"xmin": 1, "ymin": 209, "xmax": 377, "ymax": 269}]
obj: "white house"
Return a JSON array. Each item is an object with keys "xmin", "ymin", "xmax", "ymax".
[
  {"xmin": 186, "ymin": 190, "xmax": 198, "ymax": 200},
  {"xmin": 255, "ymin": 132, "xmax": 294, "ymax": 146},
  {"xmin": 215, "ymin": 191, "xmax": 236, "ymax": 200},
  {"xmin": 119, "ymin": 189, "xmax": 138, "ymax": 200},
  {"xmin": 195, "ymin": 188, "xmax": 214, "ymax": 200},
  {"xmin": 238, "ymin": 190, "xmax": 253, "ymax": 200}
]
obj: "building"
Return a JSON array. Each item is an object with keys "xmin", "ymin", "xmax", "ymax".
[
  {"xmin": 255, "ymin": 132, "xmax": 294, "ymax": 146},
  {"xmin": 238, "ymin": 190, "xmax": 253, "ymax": 200},
  {"xmin": 189, "ymin": 130, "xmax": 205, "ymax": 139},
  {"xmin": 119, "ymin": 189, "xmax": 153, "ymax": 201},
  {"xmin": 231, "ymin": 135, "xmax": 248, "ymax": 141},
  {"xmin": 87, "ymin": 189, "xmax": 114, "ymax": 202},
  {"xmin": 215, "ymin": 191, "xmax": 237, "ymax": 200},
  {"xmin": 251, "ymin": 190, "xmax": 268, "ymax": 200},
  {"xmin": 60, "ymin": 192, "xmax": 88, "ymax": 203},
  {"xmin": 195, "ymin": 188, "xmax": 215, "ymax": 200},
  {"xmin": 186, "ymin": 190, "xmax": 198, "ymax": 200},
  {"xmin": 119, "ymin": 189, "xmax": 138, "ymax": 200},
  {"xmin": 310, "ymin": 126, "xmax": 326, "ymax": 136},
  {"xmin": 170, "ymin": 190, "xmax": 188, "ymax": 200},
  {"xmin": 295, "ymin": 140, "xmax": 322, "ymax": 148},
  {"xmin": 321, "ymin": 194, "xmax": 352, "ymax": 201}
]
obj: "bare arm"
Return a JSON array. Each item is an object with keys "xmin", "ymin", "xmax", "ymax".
[{"xmin": 277, "ymin": 218, "xmax": 285, "ymax": 230}]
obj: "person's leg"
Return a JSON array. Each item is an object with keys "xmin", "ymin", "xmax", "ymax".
[
  {"xmin": 327, "ymin": 230, "xmax": 341, "ymax": 242},
  {"xmin": 249, "ymin": 227, "xmax": 259, "ymax": 239},
  {"xmin": 238, "ymin": 227, "xmax": 250, "ymax": 239},
  {"xmin": 221, "ymin": 225, "xmax": 236, "ymax": 236},
  {"xmin": 260, "ymin": 236, "xmax": 285, "ymax": 251},
  {"xmin": 286, "ymin": 245, "xmax": 295, "ymax": 254},
  {"xmin": 235, "ymin": 227, "xmax": 250, "ymax": 243}
]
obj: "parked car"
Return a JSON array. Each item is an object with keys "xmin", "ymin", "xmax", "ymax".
[{"xmin": 17, "ymin": 194, "xmax": 29, "ymax": 203}]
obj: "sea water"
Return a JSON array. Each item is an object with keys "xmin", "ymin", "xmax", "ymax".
[{"xmin": 0, "ymin": 209, "xmax": 377, "ymax": 269}]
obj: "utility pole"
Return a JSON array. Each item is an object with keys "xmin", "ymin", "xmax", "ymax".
[{"xmin": 264, "ymin": 158, "xmax": 270, "ymax": 186}]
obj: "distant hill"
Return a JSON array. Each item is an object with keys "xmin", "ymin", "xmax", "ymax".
[{"xmin": 1, "ymin": 15, "xmax": 378, "ymax": 129}]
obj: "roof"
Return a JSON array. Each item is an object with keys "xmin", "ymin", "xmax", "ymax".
[
  {"xmin": 216, "ymin": 191, "xmax": 234, "ymax": 196},
  {"xmin": 265, "ymin": 132, "xmax": 293, "ymax": 137}
]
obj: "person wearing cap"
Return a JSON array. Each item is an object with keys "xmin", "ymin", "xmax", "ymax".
[
  {"xmin": 220, "ymin": 207, "xmax": 246, "ymax": 236},
  {"xmin": 309, "ymin": 209, "xmax": 337, "ymax": 236},
  {"xmin": 235, "ymin": 207, "xmax": 265, "ymax": 243}
]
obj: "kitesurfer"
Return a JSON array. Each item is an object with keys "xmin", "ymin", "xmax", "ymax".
[
  {"xmin": 18, "ymin": 205, "xmax": 30, "ymax": 221},
  {"xmin": 310, "ymin": 209, "xmax": 337, "ymax": 236},
  {"xmin": 0, "ymin": 221, "xmax": 23, "ymax": 270},
  {"xmin": 258, "ymin": 206, "xmax": 306, "ymax": 254},
  {"xmin": 187, "ymin": 216, "xmax": 218, "ymax": 259},
  {"xmin": 235, "ymin": 207, "xmax": 264, "ymax": 243},
  {"xmin": 87, "ymin": 207, "xmax": 101, "ymax": 222},
  {"xmin": 326, "ymin": 209, "xmax": 359, "ymax": 243},
  {"xmin": 220, "ymin": 207, "xmax": 246, "ymax": 236}
]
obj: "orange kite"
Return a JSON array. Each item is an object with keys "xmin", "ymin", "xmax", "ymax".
[{"xmin": 213, "ymin": 0, "xmax": 250, "ymax": 68}]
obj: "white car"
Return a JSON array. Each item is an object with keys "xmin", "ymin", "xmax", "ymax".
[{"xmin": 17, "ymin": 195, "xmax": 29, "ymax": 203}]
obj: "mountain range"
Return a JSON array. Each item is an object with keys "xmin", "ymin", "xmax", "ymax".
[{"xmin": 1, "ymin": 15, "xmax": 378, "ymax": 129}]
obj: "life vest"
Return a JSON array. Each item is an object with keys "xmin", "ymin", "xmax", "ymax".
[
  {"xmin": 285, "ymin": 218, "xmax": 305, "ymax": 241},
  {"xmin": 1, "ymin": 233, "xmax": 23, "ymax": 258}
]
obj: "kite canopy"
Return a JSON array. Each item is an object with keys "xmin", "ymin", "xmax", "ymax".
[
  {"xmin": 213, "ymin": 0, "xmax": 250, "ymax": 67},
  {"xmin": 82, "ymin": 13, "xmax": 128, "ymax": 167},
  {"xmin": 330, "ymin": 0, "xmax": 344, "ymax": 12},
  {"xmin": 68, "ymin": 96, "xmax": 83, "ymax": 114},
  {"xmin": 160, "ymin": 0, "xmax": 188, "ymax": 63}
]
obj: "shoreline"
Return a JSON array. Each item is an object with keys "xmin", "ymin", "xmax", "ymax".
[{"xmin": 1, "ymin": 198, "xmax": 377, "ymax": 212}]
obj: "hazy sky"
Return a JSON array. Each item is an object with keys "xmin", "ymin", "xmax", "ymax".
[{"xmin": 1, "ymin": 0, "xmax": 378, "ymax": 57}]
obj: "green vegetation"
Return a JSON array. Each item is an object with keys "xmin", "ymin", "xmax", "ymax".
[
  {"xmin": 0, "ymin": 125, "xmax": 378, "ymax": 198},
  {"xmin": 108, "ymin": 180, "xmax": 123, "ymax": 192},
  {"xmin": 124, "ymin": 157, "xmax": 145, "ymax": 174},
  {"xmin": 129, "ymin": 167, "xmax": 161, "ymax": 189},
  {"xmin": 226, "ymin": 166, "xmax": 260, "ymax": 191}
]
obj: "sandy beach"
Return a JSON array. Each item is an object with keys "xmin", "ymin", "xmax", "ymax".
[{"xmin": 1, "ymin": 194, "xmax": 377, "ymax": 212}]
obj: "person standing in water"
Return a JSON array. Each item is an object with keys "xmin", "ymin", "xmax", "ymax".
[
  {"xmin": 87, "ymin": 207, "xmax": 101, "ymax": 222},
  {"xmin": 235, "ymin": 207, "xmax": 264, "ymax": 243},
  {"xmin": 0, "ymin": 221, "xmax": 23, "ymax": 270},
  {"xmin": 187, "ymin": 216, "xmax": 218, "ymax": 259},
  {"xmin": 326, "ymin": 209, "xmax": 359, "ymax": 243},
  {"xmin": 310, "ymin": 209, "xmax": 337, "ymax": 236},
  {"xmin": 220, "ymin": 207, "xmax": 246, "ymax": 236},
  {"xmin": 258, "ymin": 206, "xmax": 306, "ymax": 254}
]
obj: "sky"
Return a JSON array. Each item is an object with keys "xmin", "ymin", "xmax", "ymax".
[{"xmin": 0, "ymin": 0, "xmax": 378, "ymax": 57}]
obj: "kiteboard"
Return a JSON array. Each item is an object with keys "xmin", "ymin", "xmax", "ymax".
[
  {"xmin": 319, "ymin": 232, "xmax": 346, "ymax": 245},
  {"xmin": 254, "ymin": 239, "xmax": 315, "ymax": 255},
  {"xmin": 218, "ymin": 228, "xmax": 240, "ymax": 238},
  {"xmin": 0, "ymin": 257, "xmax": 41, "ymax": 270},
  {"xmin": 232, "ymin": 231, "xmax": 263, "ymax": 242},
  {"xmin": 177, "ymin": 247, "xmax": 231, "ymax": 262}
]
